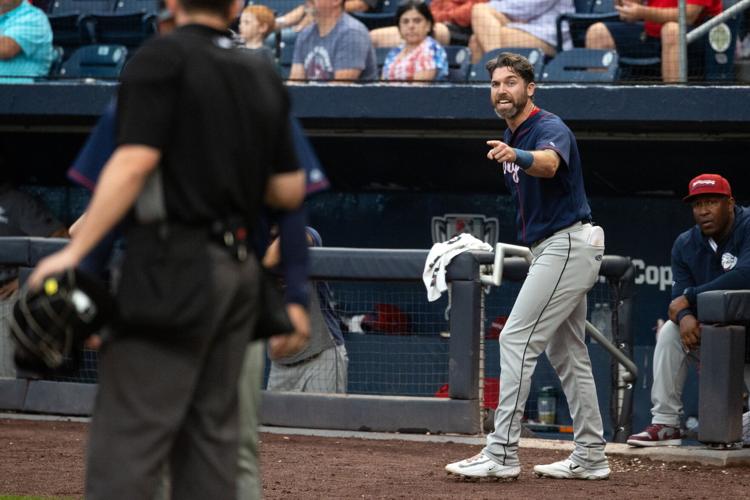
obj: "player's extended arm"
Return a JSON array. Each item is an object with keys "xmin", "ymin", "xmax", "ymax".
[
  {"xmin": 486, "ymin": 140, "xmax": 560, "ymax": 178},
  {"xmin": 28, "ymin": 145, "xmax": 160, "ymax": 288}
]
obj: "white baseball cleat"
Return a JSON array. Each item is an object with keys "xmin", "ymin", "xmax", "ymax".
[
  {"xmin": 533, "ymin": 458, "xmax": 610, "ymax": 480},
  {"xmin": 445, "ymin": 452, "xmax": 521, "ymax": 479}
]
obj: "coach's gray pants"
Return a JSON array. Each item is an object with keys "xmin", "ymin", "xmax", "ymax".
[
  {"xmin": 86, "ymin": 246, "xmax": 261, "ymax": 500},
  {"xmin": 483, "ymin": 223, "xmax": 607, "ymax": 468},
  {"xmin": 650, "ymin": 320, "xmax": 692, "ymax": 427},
  {"xmin": 650, "ymin": 320, "xmax": 750, "ymax": 427}
]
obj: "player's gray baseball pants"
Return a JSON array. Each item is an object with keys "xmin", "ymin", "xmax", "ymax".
[
  {"xmin": 267, "ymin": 344, "xmax": 348, "ymax": 393},
  {"xmin": 483, "ymin": 222, "xmax": 608, "ymax": 468}
]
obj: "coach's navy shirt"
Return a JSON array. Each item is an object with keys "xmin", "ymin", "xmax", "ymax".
[
  {"xmin": 501, "ymin": 108, "xmax": 591, "ymax": 245},
  {"xmin": 671, "ymin": 205, "xmax": 750, "ymax": 310}
]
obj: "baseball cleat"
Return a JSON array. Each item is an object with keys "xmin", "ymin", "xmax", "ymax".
[
  {"xmin": 533, "ymin": 458, "xmax": 610, "ymax": 480},
  {"xmin": 626, "ymin": 424, "xmax": 683, "ymax": 447},
  {"xmin": 445, "ymin": 452, "xmax": 521, "ymax": 479}
]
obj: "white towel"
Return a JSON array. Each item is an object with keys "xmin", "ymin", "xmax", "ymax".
[{"xmin": 423, "ymin": 233, "xmax": 493, "ymax": 302}]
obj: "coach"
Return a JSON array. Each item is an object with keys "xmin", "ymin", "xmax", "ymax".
[
  {"xmin": 28, "ymin": 0, "xmax": 305, "ymax": 497},
  {"xmin": 628, "ymin": 174, "xmax": 750, "ymax": 447}
]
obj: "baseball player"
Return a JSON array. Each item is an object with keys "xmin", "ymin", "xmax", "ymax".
[
  {"xmin": 445, "ymin": 52, "xmax": 609, "ymax": 480},
  {"xmin": 627, "ymin": 173, "xmax": 749, "ymax": 446}
]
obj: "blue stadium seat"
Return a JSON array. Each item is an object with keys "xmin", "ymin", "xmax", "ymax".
[
  {"xmin": 59, "ymin": 44, "xmax": 128, "ymax": 79},
  {"xmin": 48, "ymin": 46, "xmax": 66, "ymax": 77},
  {"xmin": 351, "ymin": 0, "xmax": 399, "ymax": 30},
  {"xmin": 85, "ymin": 0, "xmax": 159, "ymax": 50},
  {"xmin": 278, "ymin": 40, "xmax": 295, "ymax": 79},
  {"xmin": 445, "ymin": 45, "xmax": 471, "ymax": 82},
  {"xmin": 541, "ymin": 48, "xmax": 619, "ymax": 82},
  {"xmin": 468, "ymin": 47, "xmax": 545, "ymax": 82},
  {"xmin": 555, "ymin": 0, "xmax": 618, "ymax": 52},
  {"xmin": 47, "ymin": 0, "xmax": 116, "ymax": 49}
]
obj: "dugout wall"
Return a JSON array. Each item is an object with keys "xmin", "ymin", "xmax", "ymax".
[{"xmin": 0, "ymin": 238, "xmax": 635, "ymax": 438}]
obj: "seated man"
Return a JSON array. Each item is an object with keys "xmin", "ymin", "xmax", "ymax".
[
  {"xmin": 585, "ymin": 0, "xmax": 722, "ymax": 83},
  {"xmin": 266, "ymin": 227, "xmax": 348, "ymax": 393},
  {"xmin": 628, "ymin": 174, "xmax": 749, "ymax": 446},
  {"xmin": 276, "ymin": 0, "xmax": 377, "ymax": 46},
  {"xmin": 469, "ymin": 0, "xmax": 574, "ymax": 63},
  {"xmin": 0, "ymin": 0, "xmax": 53, "ymax": 82},
  {"xmin": 289, "ymin": 0, "xmax": 377, "ymax": 81}
]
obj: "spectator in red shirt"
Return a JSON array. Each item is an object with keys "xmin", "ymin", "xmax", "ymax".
[{"xmin": 585, "ymin": 0, "xmax": 722, "ymax": 82}]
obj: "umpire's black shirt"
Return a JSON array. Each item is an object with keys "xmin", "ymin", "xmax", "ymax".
[{"xmin": 116, "ymin": 24, "xmax": 298, "ymax": 227}]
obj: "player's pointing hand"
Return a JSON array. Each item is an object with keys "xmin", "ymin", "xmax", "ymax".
[{"xmin": 486, "ymin": 140, "xmax": 517, "ymax": 164}]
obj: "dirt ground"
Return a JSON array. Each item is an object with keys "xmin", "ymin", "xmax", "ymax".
[{"xmin": 2, "ymin": 418, "xmax": 750, "ymax": 499}]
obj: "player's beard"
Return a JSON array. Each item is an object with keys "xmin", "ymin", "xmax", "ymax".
[{"xmin": 494, "ymin": 93, "xmax": 528, "ymax": 120}]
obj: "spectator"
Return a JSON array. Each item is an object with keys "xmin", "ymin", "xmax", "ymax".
[
  {"xmin": 275, "ymin": 0, "xmax": 377, "ymax": 46},
  {"xmin": 239, "ymin": 4, "xmax": 276, "ymax": 60},
  {"xmin": 266, "ymin": 227, "xmax": 348, "ymax": 393},
  {"xmin": 372, "ymin": 0, "xmax": 482, "ymax": 48},
  {"xmin": 0, "ymin": 0, "xmax": 53, "ymax": 82},
  {"xmin": 381, "ymin": 0, "xmax": 449, "ymax": 81},
  {"xmin": 627, "ymin": 174, "xmax": 749, "ymax": 447},
  {"xmin": 289, "ymin": 0, "xmax": 378, "ymax": 81},
  {"xmin": 470, "ymin": 0, "xmax": 574, "ymax": 63},
  {"xmin": 585, "ymin": 0, "xmax": 722, "ymax": 83}
]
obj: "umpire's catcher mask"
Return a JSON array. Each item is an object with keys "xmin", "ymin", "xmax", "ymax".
[{"xmin": 9, "ymin": 268, "xmax": 113, "ymax": 374}]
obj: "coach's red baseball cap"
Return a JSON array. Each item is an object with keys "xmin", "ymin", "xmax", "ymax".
[{"xmin": 683, "ymin": 173, "xmax": 732, "ymax": 202}]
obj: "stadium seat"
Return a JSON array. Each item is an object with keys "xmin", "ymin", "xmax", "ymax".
[
  {"xmin": 59, "ymin": 44, "xmax": 128, "ymax": 79},
  {"xmin": 540, "ymin": 48, "xmax": 619, "ymax": 82},
  {"xmin": 84, "ymin": 0, "xmax": 158, "ymax": 50},
  {"xmin": 47, "ymin": 0, "xmax": 115, "ymax": 49},
  {"xmin": 48, "ymin": 46, "xmax": 66, "ymax": 77},
  {"xmin": 351, "ymin": 0, "xmax": 399, "ymax": 30},
  {"xmin": 555, "ymin": 0, "xmax": 618, "ymax": 52},
  {"xmin": 468, "ymin": 47, "xmax": 545, "ymax": 82},
  {"xmin": 278, "ymin": 40, "xmax": 295, "ymax": 79},
  {"xmin": 445, "ymin": 45, "xmax": 471, "ymax": 82}
]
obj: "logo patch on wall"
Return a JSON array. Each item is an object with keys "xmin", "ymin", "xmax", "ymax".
[
  {"xmin": 721, "ymin": 252, "xmax": 737, "ymax": 271},
  {"xmin": 431, "ymin": 214, "xmax": 499, "ymax": 245}
]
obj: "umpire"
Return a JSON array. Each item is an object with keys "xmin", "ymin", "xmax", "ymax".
[{"xmin": 28, "ymin": 0, "xmax": 305, "ymax": 497}]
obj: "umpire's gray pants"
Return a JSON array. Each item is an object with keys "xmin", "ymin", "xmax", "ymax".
[
  {"xmin": 484, "ymin": 223, "xmax": 607, "ymax": 468},
  {"xmin": 86, "ymin": 245, "xmax": 261, "ymax": 500}
]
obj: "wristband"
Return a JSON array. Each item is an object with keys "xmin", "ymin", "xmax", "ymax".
[
  {"xmin": 676, "ymin": 308, "xmax": 695, "ymax": 324},
  {"xmin": 513, "ymin": 148, "xmax": 534, "ymax": 170}
]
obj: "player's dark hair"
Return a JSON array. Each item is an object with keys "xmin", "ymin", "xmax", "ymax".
[
  {"xmin": 396, "ymin": 0, "xmax": 435, "ymax": 37},
  {"xmin": 179, "ymin": 0, "xmax": 234, "ymax": 16},
  {"xmin": 485, "ymin": 52, "xmax": 535, "ymax": 84}
]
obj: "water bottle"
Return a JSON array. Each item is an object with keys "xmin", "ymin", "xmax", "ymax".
[
  {"xmin": 537, "ymin": 386, "xmax": 557, "ymax": 424},
  {"xmin": 591, "ymin": 303, "xmax": 612, "ymax": 343}
]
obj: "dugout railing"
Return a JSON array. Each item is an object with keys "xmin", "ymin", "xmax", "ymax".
[{"xmin": 0, "ymin": 237, "xmax": 636, "ymax": 439}]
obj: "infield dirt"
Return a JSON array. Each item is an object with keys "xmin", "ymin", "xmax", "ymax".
[{"xmin": 2, "ymin": 418, "xmax": 750, "ymax": 499}]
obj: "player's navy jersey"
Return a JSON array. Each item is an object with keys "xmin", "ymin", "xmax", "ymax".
[
  {"xmin": 671, "ymin": 205, "xmax": 750, "ymax": 304},
  {"xmin": 501, "ymin": 108, "xmax": 592, "ymax": 245}
]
